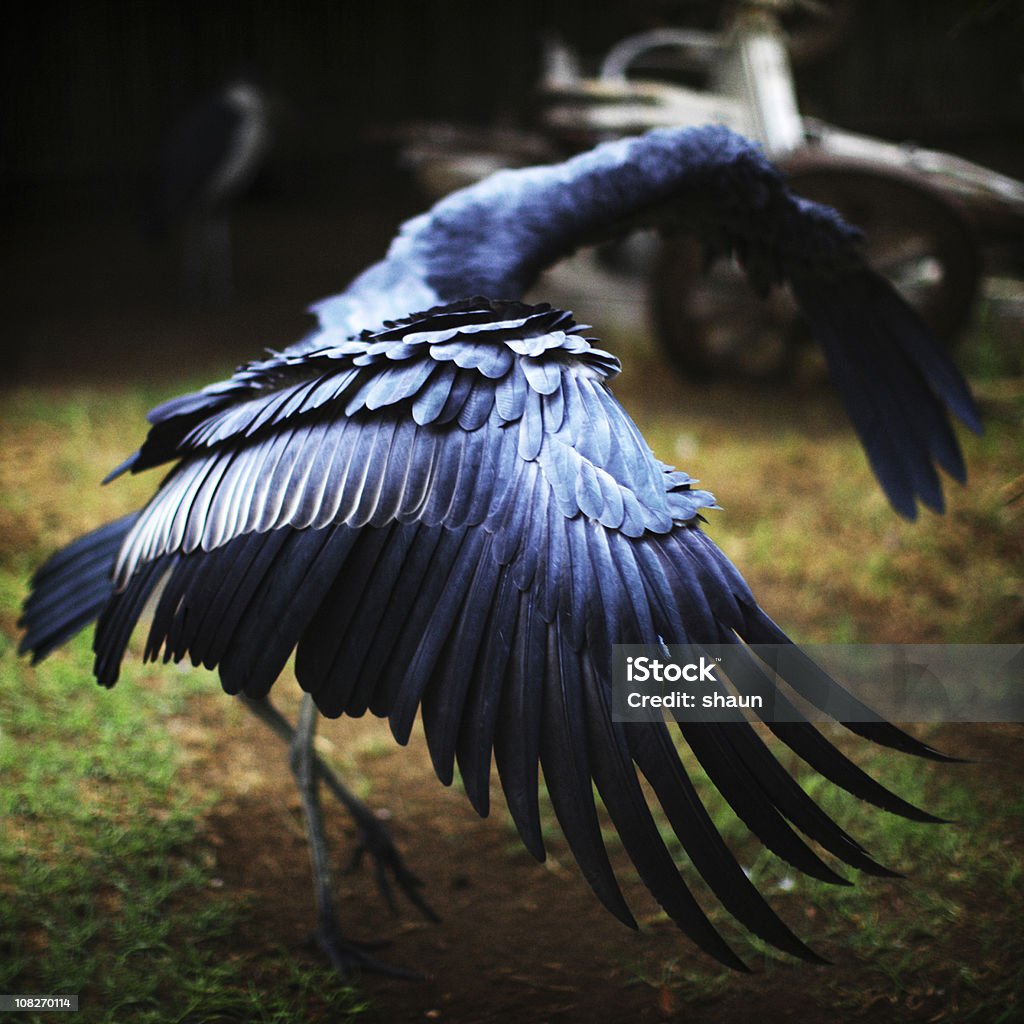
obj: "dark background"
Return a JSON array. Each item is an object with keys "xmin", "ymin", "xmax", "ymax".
[
  {"xmin": 3, "ymin": 0, "xmax": 1022, "ymax": 215},
  {"xmin": 1, "ymin": 0, "xmax": 1022, "ymax": 382}
]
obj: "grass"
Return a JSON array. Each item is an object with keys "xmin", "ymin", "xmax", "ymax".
[
  {"xmin": 0, "ymin": 389, "xmax": 371, "ymax": 1023},
  {"xmin": 0, "ymin": 356, "xmax": 1021, "ymax": 1022},
  {"xmin": 0, "ymin": 631, "xmax": 371, "ymax": 1023}
]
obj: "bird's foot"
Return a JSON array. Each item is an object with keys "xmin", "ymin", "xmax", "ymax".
[
  {"xmin": 346, "ymin": 812, "xmax": 440, "ymax": 924},
  {"xmin": 312, "ymin": 921, "xmax": 423, "ymax": 981}
]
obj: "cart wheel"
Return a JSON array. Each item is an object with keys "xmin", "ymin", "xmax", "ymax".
[{"xmin": 649, "ymin": 159, "xmax": 981, "ymax": 381}]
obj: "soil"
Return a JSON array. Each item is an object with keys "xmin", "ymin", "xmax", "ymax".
[{"xmin": 176, "ymin": 685, "xmax": 1023, "ymax": 1024}]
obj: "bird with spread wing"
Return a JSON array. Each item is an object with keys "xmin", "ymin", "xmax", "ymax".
[{"xmin": 20, "ymin": 125, "xmax": 980, "ymax": 977}]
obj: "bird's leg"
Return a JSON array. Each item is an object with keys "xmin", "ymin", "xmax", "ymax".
[
  {"xmin": 278, "ymin": 693, "xmax": 424, "ymax": 979},
  {"xmin": 240, "ymin": 694, "xmax": 437, "ymax": 922},
  {"xmin": 239, "ymin": 693, "xmax": 438, "ymax": 973}
]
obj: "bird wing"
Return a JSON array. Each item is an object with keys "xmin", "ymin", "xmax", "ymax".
[
  {"xmin": 85, "ymin": 298, "xmax": 946, "ymax": 969},
  {"xmin": 18, "ymin": 512, "xmax": 139, "ymax": 663},
  {"xmin": 307, "ymin": 126, "xmax": 981, "ymax": 518}
]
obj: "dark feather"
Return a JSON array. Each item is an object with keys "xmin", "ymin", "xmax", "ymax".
[{"xmin": 18, "ymin": 513, "xmax": 138, "ymax": 662}]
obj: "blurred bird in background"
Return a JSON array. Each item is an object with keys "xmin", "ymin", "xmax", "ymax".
[
  {"xmin": 22, "ymin": 125, "xmax": 980, "ymax": 977},
  {"xmin": 148, "ymin": 76, "xmax": 274, "ymax": 308}
]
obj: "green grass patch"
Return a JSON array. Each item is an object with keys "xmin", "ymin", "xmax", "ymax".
[
  {"xmin": 0, "ymin": 385, "xmax": 373, "ymax": 1024},
  {"xmin": 0, "ymin": 630, "xmax": 370, "ymax": 1023}
]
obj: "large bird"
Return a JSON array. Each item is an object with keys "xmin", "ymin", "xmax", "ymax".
[{"xmin": 21, "ymin": 125, "xmax": 980, "ymax": 977}]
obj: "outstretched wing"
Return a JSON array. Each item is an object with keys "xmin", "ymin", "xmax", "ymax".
[
  {"xmin": 311, "ymin": 125, "xmax": 981, "ymax": 518},
  {"xmin": 74, "ymin": 299, "xmax": 946, "ymax": 970}
]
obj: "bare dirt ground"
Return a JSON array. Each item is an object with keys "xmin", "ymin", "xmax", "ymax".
[
  {"xmin": 174, "ymin": 683, "xmax": 1024, "ymax": 1024},
  {"xmin": 4, "ymin": 195, "xmax": 1022, "ymax": 1023}
]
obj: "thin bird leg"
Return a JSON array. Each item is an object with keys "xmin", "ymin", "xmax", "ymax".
[
  {"xmin": 240, "ymin": 693, "xmax": 437, "ymax": 923},
  {"xmin": 282, "ymin": 692, "xmax": 424, "ymax": 979}
]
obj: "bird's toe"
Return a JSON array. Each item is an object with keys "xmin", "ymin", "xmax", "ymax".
[{"xmin": 312, "ymin": 922, "xmax": 424, "ymax": 981}]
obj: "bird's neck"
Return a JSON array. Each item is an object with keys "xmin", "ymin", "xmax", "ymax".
[{"xmin": 407, "ymin": 125, "xmax": 765, "ymax": 302}]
